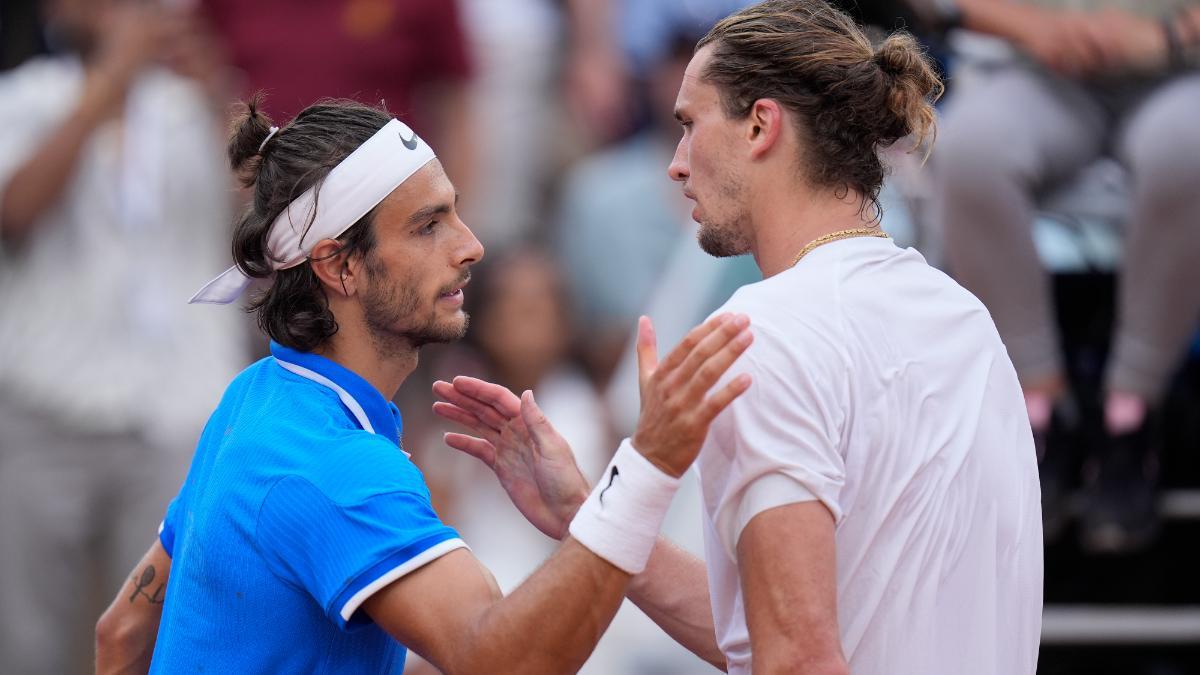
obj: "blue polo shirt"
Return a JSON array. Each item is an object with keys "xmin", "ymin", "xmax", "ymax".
[{"xmin": 150, "ymin": 342, "xmax": 465, "ymax": 674}]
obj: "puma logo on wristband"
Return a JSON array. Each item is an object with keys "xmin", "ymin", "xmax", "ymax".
[{"xmin": 599, "ymin": 465, "xmax": 620, "ymax": 506}]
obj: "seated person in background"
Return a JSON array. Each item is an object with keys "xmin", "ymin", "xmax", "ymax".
[{"xmin": 932, "ymin": 0, "xmax": 1200, "ymax": 552}]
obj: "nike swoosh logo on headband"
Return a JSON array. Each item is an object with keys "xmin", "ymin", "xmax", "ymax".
[{"xmin": 399, "ymin": 130, "xmax": 419, "ymax": 150}]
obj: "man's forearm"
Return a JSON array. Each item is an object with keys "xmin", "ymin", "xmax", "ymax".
[
  {"xmin": 955, "ymin": 0, "xmax": 1049, "ymax": 42},
  {"xmin": 396, "ymin": 538, "xmax": 629, "ymax": 675},
  {"xmin": 96, "ymin": 541, "xmax": 170, "ymax": 675},
  {"xmin": 628, "ymin": 538, "xmax": 727, "ymax": 670}
]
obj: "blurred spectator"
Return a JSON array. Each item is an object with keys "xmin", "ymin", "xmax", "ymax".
[
  {"xmin": 201, "ymin": 0, "xmax": 477, "ymax": 208},
  {"xmin": 0, "ymin": 1, "xmax": 247, "ymax": 672},
  {"xmin": 563, "ymin": 0, "xmax": 754, "ymax": 145},
  {"xmin": 457, "ymin": 0, "xmax": 562, "ymax": 245},
  {"xmin": 933, "ymin": 0, "xmax": 1200, "ymax": 552}
]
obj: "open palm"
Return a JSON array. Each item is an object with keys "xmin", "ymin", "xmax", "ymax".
[{"xmin": 432, "ymin": 377, "xmax": 591, "ymax": 540}]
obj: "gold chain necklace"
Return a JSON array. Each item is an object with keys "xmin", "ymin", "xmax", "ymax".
[{"xmin": 790, "ymin": 227, "xmax": 889, "ymax": 267}]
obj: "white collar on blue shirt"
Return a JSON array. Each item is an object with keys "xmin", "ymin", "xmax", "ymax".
[{"xmin": 269, "ymin": 341, "xmax": 407, "ymax": 455}]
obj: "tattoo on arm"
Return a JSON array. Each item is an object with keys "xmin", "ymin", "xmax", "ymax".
[{"xmin": 128, "ymin": 565, "xmax": 165, "ymax": 605}]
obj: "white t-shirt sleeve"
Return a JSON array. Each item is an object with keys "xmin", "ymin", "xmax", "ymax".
[{"xmin": 704, "ymin": 320, "xmax": 848, "ymax": 558}]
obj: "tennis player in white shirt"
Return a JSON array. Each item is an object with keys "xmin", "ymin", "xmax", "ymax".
[{"xmin": 435, "ymin": 1, "xmax": 1043, "ymax": 673}]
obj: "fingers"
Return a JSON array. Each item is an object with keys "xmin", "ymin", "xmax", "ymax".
[
  {"xmin": 519, "ymin": 390, "xmax": 570, "ymax": 455},
  {"xmin": 680, "ymin": 320, "xmax": 754, "ymax": 402},
  {"xmin": 654, "ymin": 313, "xmax": 734, "ymax": 380},
  {"xmin": 444, "ymin": 432, "xmax": 497, "ymax": 467},
  {"xmin": 451, "ymin": 376, "xmax": 522, "ymax": 420},
  {"xmin": 433, "ymin": 380, "xmax": 510, "ymax": 431},
  {"xmin": 432, "ymin": 402, "xmax": 499, "ymax": 443},
  {"xmin": 636, "ymin": 316, "xmax": 658, "ymax": 394},
  {"xmin": 699, "ymin": 373, "xmax": 753, "ymax": 423},
  {"xmin": 668, "ymin": 314, "xmax": 751, "ymax": 392}
]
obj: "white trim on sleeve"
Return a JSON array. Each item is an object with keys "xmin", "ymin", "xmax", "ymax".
[
  {"xmin": 730, "ymin": 472, "xmax": 834, "ymax": 553},
  {"xmin": 338, "ymin": 538, "xmax": 469, "ymax": 621}
]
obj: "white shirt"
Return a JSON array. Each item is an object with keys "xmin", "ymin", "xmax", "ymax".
[
  {"xmin": 697, "ymin": 236, "xmax": 1043, "ymax": 675},
  {"xmin": 0, "ymin": 57, "xmax": 246, "ymax": 445}
]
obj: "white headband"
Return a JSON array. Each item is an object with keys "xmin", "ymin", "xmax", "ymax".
[{"xmin": 189, "ymin": 119, "xmax": 437, "ymax": 305}]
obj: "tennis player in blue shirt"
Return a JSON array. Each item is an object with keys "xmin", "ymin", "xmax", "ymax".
[{"xmin": 94, "ymin": 98, "xmax": 753, "ymax": 674}]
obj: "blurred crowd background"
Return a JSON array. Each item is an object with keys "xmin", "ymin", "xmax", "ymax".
[{"xmin": 1, "ymin": 0, "xmax": 1199, "ymax": 673}]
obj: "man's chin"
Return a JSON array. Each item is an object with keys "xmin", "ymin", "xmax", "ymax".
[
  {"xmin": 411, "ymin": 312, "xmax": 470, "ymax": 347},
  {"xmin": 697, "ymin": 224, "xmax": 748, "ymax": 258}
]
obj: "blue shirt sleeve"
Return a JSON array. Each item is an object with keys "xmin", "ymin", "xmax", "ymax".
[{"xmin": 255, "ymin": 474, "xmax": 464, "ymax": 631}]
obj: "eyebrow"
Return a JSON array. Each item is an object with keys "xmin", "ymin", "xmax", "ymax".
[{"xmin": 406, "ymin": 192, "xmax": 460, "ymax": 226}]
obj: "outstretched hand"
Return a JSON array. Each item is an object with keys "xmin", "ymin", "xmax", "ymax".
[
  {"xmin": 432, "ymin": 313, "xmax": 752, "ymax": 536},
  {"xmin": 432, "ymin": 377, "xmax": 589, "ymax": 540},
  {"xmin": 632, "ymin": 313, "xmax": 754, "ymax": 477}
]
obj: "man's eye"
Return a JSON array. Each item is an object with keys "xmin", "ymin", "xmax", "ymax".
[{"xmin": 421, "ymin": 221, "xmax": 438, "ymax": 234}]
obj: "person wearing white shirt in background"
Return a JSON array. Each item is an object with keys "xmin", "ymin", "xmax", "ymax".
[
  {"xmin": 0, "ymin": 1, "xmax": 245, "ymax": 673},
  {"xmin": 437, "ymin": 1, "xmax": 1043, "ymax": 673}
]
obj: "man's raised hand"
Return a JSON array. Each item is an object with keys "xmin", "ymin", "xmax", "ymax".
[
  {"xmin": 432, "ymin": 312, "xmax": 752, "ymax": 534},
  {"xmin": 632, "ymin": 313, "xmax": 753, "ymax": 477},
  {"xmin": 432, "ymin": 377, "xmax": 589, "ymax": 539}
]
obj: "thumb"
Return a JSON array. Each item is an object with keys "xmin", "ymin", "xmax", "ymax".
[{"xmin": 636, "ymin": 315, "xmax": 658, "ymax": 395}]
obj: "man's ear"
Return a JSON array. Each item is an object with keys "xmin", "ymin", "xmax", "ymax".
[
  {"xmin": 746, "ymin": 98, "xmax": 784, "ymax": 160},
  {"xmin": 309, "ymin": 238, "xmax": 359, "ymax": 298}
]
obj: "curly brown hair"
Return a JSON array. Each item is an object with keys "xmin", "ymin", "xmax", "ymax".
[{"xmin": 696, "ymin": 0, "xmax": 943, "ymax": 216}]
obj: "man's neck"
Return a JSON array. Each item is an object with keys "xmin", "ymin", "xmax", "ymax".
[
  {"xmin": 749, "ymin": 183, "xmax": 875, "ymax": 278},
  {"xmin": 316, "ymin": 327, "xmax": 418, "ymax": 400}
]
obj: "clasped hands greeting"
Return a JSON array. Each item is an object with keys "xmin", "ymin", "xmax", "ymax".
[{"xmin": 432, "ymin": 313, "xmax": 753, "ymax": 539}]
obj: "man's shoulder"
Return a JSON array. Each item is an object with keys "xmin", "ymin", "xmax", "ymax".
[
  {"xmin": 719, "ymin": 260, "xmax": 841, "ymax": 312},
  {"xmin": 715, "ymin": 273, "xmax": 845, "ymax": 355},
  {"xmin": 227, "ymin": 355, "xmax": 347, "ymax": 418}
]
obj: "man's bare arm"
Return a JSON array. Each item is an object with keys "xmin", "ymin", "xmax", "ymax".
[
  {"xmin": 738, "ymin": 501, "xmax": 846, "ymax": 675},
  {"xmin": 365, "ymin": 539, "xmax": 627, "ymax": 674},
  {"xmin": 96, "ymin": 540, "xmax": 170, "ymax": 675},
  {"xmin": 628, "ymin": 538, "xmax": 727, "ymax": 670}
]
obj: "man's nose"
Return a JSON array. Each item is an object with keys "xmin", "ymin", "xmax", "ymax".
[
  {"xmin": 456, "ymin": 221, "xmax": 485, "ymax": 266},
  {"xmin": 667, "ymin": 142, "xmax": 688, "ymax": 182}
]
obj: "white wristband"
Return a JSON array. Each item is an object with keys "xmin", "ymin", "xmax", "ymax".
[{"xmin": 568, "ymin": 438, "xmax": 681, "ymax": 574}]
